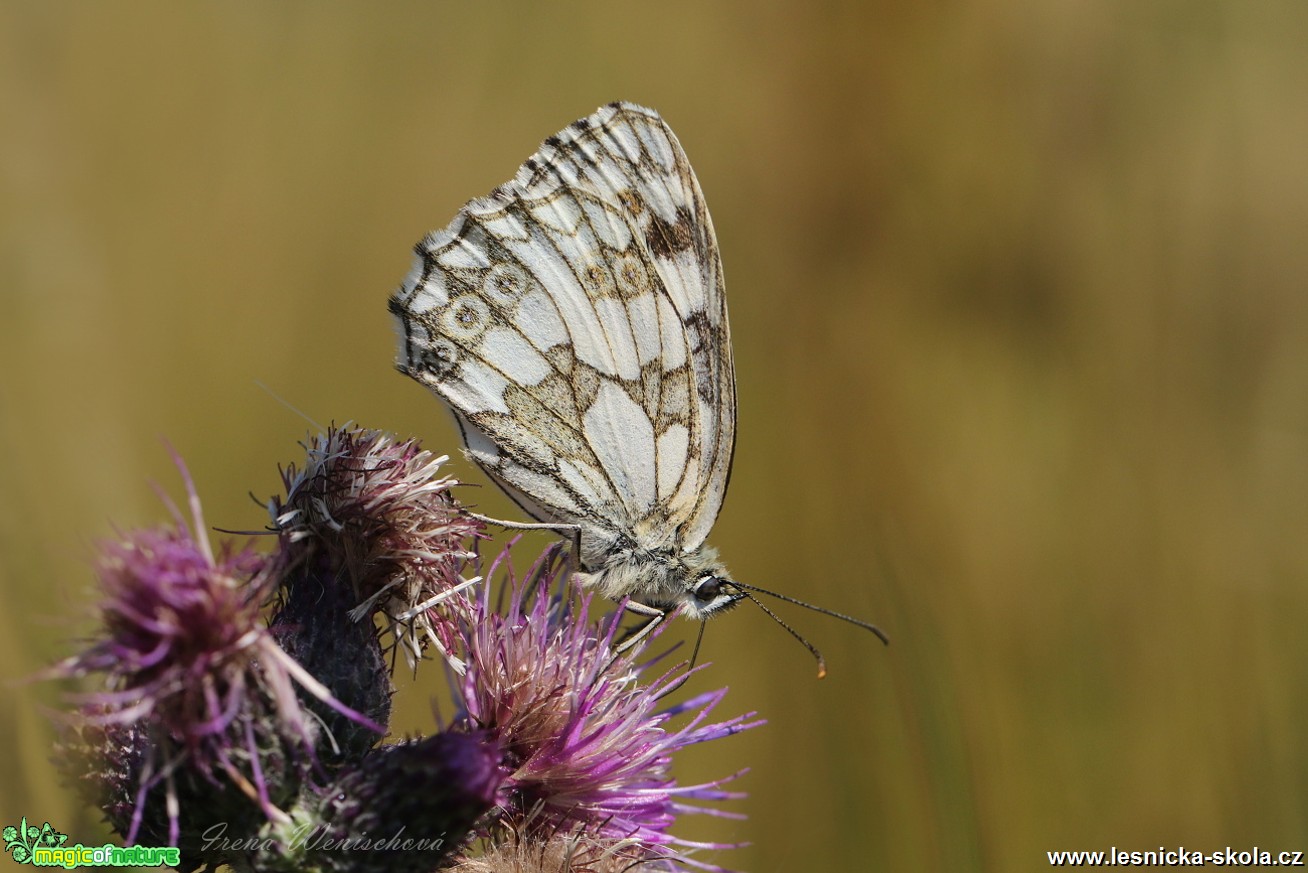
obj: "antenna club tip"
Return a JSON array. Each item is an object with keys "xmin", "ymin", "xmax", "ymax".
[{"xmin": 816, "ymin": 662, "xmax": 827, "ymax": 680}]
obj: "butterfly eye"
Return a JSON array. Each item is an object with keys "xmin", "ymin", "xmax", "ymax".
[{"xmin": 692, "ymin": 576, "xmax": 722, "ymax": 602}]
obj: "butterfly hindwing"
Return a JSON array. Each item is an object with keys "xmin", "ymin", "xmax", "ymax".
[{"xmin": 391, "ymin": 102, "xmax": 735, "ymax": 563}]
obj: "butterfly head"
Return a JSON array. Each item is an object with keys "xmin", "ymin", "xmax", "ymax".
[
  {"xmin": 644, "ymin": 546, "xmax": 745, "ymax": 621},
  {"xmin": 680, "ymin": 567, "xmax": 746, "ymax": 620},
  {"xmin": 587, "ymin": 537, "xmax": 888, "ymax": 675},
  {"xmin": 584, "ymin": 540, "xmax": 745, "ymax": 621}
]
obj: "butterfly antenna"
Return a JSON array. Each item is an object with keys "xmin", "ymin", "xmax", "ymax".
[
  {"xmin": 731, "ymin": 581, "xmax": 890, "ymax": 645},
  {"xmin": 736, "ymin": 589, "xmax": 829, "ymax": 679}
]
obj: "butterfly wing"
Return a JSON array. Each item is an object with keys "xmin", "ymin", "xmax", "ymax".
[{"xmin": 390, "ymin": 102, "xmax": 735, "ymax": 564}]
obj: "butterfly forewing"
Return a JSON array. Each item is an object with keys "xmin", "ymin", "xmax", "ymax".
[{"xmin": 391, "ymin": 101, "xmax": 734, "ymax": 577}]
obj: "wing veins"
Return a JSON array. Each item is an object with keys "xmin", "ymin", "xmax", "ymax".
[
  {"xmin": 481, "ymin": 189, "xmax": 640, "ymax": 515},
  {"xmin": 542, "ymin": 133, "xmax": 701, "ymax": 521}
]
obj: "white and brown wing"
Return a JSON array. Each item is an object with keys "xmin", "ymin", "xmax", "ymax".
[{"xmin": 390, "ymin": 102, "xmax": 735, "ymax": 563}]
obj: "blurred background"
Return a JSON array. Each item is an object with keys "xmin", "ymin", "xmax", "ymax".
[{"xmin": 4, "ymin": 2, "xmax": 1307, "ymax": 870}]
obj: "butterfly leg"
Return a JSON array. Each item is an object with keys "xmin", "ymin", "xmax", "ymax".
[
  {"xmin": 466, "ymin": 513, "xmax": 584, "ymax": 570},
  {"xmin": 612, "ymin": 605, "xmax": 704, "ymax": 699},
  {"xmin": 465, "ymin": 512, "xmax": 579, "ymax": 539},
  {"xmin": 615, "ymin": 600, "xmax": 669, "ymax": 653},
  {"xmin": 650, "ymin": 621, "xmax": 707, "ymax": 699}
]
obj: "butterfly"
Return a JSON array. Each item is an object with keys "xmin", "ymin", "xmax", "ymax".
[{"xmin": 390, "ymin": 102, "xmax": 885, "ymax": 668}]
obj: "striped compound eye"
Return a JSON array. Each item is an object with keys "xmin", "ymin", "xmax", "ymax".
[{"xmin": 691, "ymin": 575, "xmax": 723, "ymax": 603}]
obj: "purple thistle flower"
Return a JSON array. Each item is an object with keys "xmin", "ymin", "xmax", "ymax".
[
  {"xmin": 70, "ymin": 508, "xmax": 276, "ymax": 735},
  {"xmin": 48, "ymin": 429, "xmax": 766, "ymax": 873},
  {"xmin": 454, "ymin": 548, "xmax": 762, "ymax": 871},
  {"xmin": 271, "ymin": 425, "xmax": 485, "ymax": 670},
  {"xmin": 445, "ymin": 831, "xmax": 682, "ymax": 873},
  {"xmin": 50, "ymin": 457, "xmax": 377, "ymax": 864}
]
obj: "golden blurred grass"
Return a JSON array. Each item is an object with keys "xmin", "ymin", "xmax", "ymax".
[{"xmin": 4, "ymin": 2, "xmax": 1308, "ymax": 870}]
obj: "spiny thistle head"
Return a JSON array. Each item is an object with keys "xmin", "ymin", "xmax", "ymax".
[
  {"xmin": 51, "ymin": 458, "xmax": 372, "ymax": 865},
  {"xmin": 445, "ymin": 831, "xmax": 682, "ymax": 873},
  {"xmin": 270, "ymin": 425, "xmax": 484, "ymax": 669},
  {"xmin": 49, "ymin": 426, "xmax": 761, "ymax": 873},
  {"xmin": 455, "ymin": 549, "xmax": 762, "ymax": 870},
  {"xmin": 73, "ymin": 504, "xmax": 277, "ymax": 742},
  {"xmin": 255, "ymin": 731, "xmax": 505, "ymax": 873}
]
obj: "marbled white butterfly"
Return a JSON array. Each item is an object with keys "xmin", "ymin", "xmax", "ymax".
[{"xmin": 389, "ymin": 102, "xmax": 885, "ymax": 669}]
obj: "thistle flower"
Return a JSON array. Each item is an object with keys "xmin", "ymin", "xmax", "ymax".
[
  {"xmin": 446, "ymin": 831, "xmax": 680, "ymax": 873},
  {"xmin": 454, "ymin": 548, "xmax": 762, "ymax": 870},
  {"xmin": 50, "ymin": 428, "xmax": 762, "ymax": 873},
  {"xmin": 271, "ymin": 425, "xmax": 484, "ymax": 670},
  {"xmin": 52, "ymin": 459, "xmax": 372, "ymax": 865}
]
